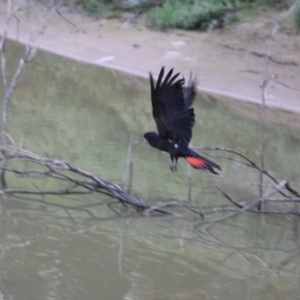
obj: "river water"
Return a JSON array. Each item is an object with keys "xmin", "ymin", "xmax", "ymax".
[{"xmin": 0, "ymin": 41, "xmax": 299, "ymax": 299}]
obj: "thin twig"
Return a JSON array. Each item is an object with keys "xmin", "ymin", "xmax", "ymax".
[
  {"xmin": 216, "ymin": 187, "xmax": 243, "ymax": 208},
  {"xmin": 0, "ymin": 1, "xmax": 56, "ymax": 188},
  {"xmin": 196, "ymin": 181, "xmax": 287, "ymax": 228},
  {"xmin": 258, "ymin": 1, "xmax": 298, "ymax": 208},
  {"xmin": 194, "ymin": 146, "xmax": 299, "ymax": 198}
]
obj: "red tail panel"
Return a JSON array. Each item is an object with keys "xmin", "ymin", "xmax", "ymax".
[{"xmin": 186, "ymin": 157, "xmax": 208, "ymax": 169}]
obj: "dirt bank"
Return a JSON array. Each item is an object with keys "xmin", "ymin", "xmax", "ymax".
[{"xmin": 0, "ymin": 3, "xmax": 299, "ymax": 112}]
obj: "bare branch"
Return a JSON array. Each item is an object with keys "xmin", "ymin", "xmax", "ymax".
[
  {"xmin": 0, "ymin": 141, "xmax": 299, "ymax": 222},
  {"xmin": 0, "ymin": 1, "xmax": 298, "ymax": 228},
  {"xmin": 257, "ymin": 2, "xmax": 298, "ymax": 209},
  {"xmin": 0, "ymin": 145, "xmax": 178, "ymax": 216},
  {"xmin": 0, "ymin": 1, "xmax": 56, "ymax": 188},
  {"xmin": 193, "ymin": 146, "xmax": 299, "ymax": 198},
  {"xmin": 121, "ymin": 133, "xmax": 135, "ymax": 192},
  {"xmin": 216, "ymin": 187, "xmax": 243, "ymax": 208},
  {"xmin": 196, "ymin": 181, "xmax": 287, "ymax": 228}
]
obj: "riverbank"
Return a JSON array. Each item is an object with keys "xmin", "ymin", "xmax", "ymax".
[{"xmin": 0, "ymin": 3, "xmax": 299, "ymax": 113}]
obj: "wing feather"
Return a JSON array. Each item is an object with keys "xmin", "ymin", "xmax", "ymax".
[
  {"xmin": 149, "ymin": 67, "xmax": 196, "ymax": 145},
  {"xmin": 183, "ymin": 72, "xmax": 198, "ymax": 107}
]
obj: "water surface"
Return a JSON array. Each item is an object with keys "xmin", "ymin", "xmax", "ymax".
[{"xmin": 0, "ymin": 41, "xmax": 299, "ymax": 299}]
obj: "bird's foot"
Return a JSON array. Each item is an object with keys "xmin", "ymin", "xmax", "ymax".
[{"xmin": 170, "ymin": 162, "xmax": 177, "ymax": 173}]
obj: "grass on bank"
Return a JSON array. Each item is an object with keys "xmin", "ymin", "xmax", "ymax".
[{"xmin": 61, "ymin": 0, "xmax": 299, "ymax": 32}]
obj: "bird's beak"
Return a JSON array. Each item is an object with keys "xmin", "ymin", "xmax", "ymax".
[{"xmin": 144, "ymin": 138, "xmax": 148, "ymax": 144}]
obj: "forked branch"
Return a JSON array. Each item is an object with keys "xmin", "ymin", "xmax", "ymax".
[{"xmin": 0, "ymin": 0, "xmax": 56, "ymax": 188}]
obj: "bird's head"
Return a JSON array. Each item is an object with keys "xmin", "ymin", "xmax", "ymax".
[{"xmin": 144, "ymin": 132, "xmax": 159, "ymax": 146}]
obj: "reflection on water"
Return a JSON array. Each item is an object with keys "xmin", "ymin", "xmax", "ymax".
[
  {"xmin": 0, "ymin": 212, "xmax": 299, "ymax": 300},
  {"xmin": 0, "ymin": 41, "xmax": 299, "ymax": 299}
]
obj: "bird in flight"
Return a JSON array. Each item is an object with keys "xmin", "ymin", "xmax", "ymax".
[{"xmin": 144, "ymin": 66, "xmax": 221, "ymax": 174}]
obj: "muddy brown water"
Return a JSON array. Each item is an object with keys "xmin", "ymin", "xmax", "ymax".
[{"xmin": 0, "ymin": 41, "xmax": 299, "ymax": 299}]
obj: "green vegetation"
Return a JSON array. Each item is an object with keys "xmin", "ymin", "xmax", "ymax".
[
  {"xmin": 147, "ymin": 0, "xmax": 294, "ymax": 30},
  {"xmin": 60, "ymin": 0, "xmax": 163, "ymax": 14},
  {"xmin": 294, "ymin": 1, "xmax": 300, "ymax": 33},
  {"xmin": 58, "ymin": 0, "xmax": 298, "ymax": 32},
  {"xmin": 81, "ymin": 0, "xmax": 103, "ymax": 12},
  {"xmin": 147, "ymin": 0, "xmax": 234, "ymax": 30}
]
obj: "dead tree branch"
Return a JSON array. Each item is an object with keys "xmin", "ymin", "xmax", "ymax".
[
  {"xmin": 258, "ymin": 1, "xmax": 298, "ymax": 209},
  {"xmin": 0, "ymin": 138, "xmax": 298, "ymax": 222},
  {"xmin": 194, "ymin": 146, "xmax": 299, "ymax": 198},
  {"xmin": 0, "ymin": 145, "xmax": 180, "ymax": 216},
  {"xmin": 0, "ymin": 0, "xmax": 56, "ymax": 188},
  {"xmin": 0, "ymin": 1, "xmax": 298, "ymax": 226},
  {"xmin": 196, "ymin": 181, "xmax": 287, "ymax": 229}
]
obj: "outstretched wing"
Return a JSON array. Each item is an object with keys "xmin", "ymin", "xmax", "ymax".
[
  {"xmin": 149, "ymin": 67, "xmax": 195, "ymax": 145},
  {"xmin": 183, "ymin": 72, "xmax": 198, "ymax": 107}
]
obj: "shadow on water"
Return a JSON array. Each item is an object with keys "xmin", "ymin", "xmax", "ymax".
[{"xmin": 0, "ymin": 40, "xmax": 299, "ymax": 299}]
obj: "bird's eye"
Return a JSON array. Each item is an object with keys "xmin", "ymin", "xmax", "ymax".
[{"xmin": 174, "ymin": 144, "xmax": 178, "ymax": 148}]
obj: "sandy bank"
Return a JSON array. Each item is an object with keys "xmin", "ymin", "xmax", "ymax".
[{"xmin": 0, "ymin": 3, "xmax": 299, "ymax": 113}]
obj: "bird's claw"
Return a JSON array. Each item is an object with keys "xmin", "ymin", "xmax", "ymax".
[{"xmin": 170, "ymin": 163, "xmax": 177, "ymax": 173}]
